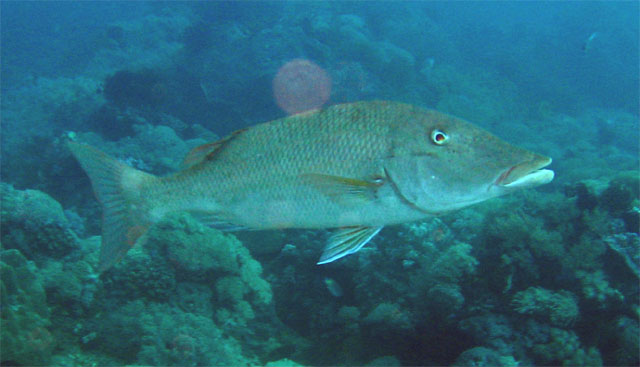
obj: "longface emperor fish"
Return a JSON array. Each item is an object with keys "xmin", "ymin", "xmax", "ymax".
[{"xmin": 69, "ymin": 101, "xmax": 554, "ymax": 271}]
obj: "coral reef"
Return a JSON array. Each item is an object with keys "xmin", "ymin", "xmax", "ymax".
[{"xmin": 87, "ymin": 212, "xmax": 279, "ymax": 365}]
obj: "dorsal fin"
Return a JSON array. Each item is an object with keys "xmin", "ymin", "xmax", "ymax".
[
  {"xmin": 181, "ymin": 128, "xmax": 247, "ymax": 169},
  {"xmin": 181, "ymin": 141, "xmax": 221, "ymax": 169}
]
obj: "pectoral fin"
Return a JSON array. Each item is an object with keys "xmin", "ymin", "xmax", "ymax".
[
  {"xmin": 302, "ymin": 173, "xmax": 384, "ymax": 205},
  {"xmin": 317, "ymin": 226, "xmax": 383, "ymax": 264}
]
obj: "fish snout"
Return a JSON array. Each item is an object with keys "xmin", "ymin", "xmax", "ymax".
[{"xmin": 494, "ymin": 155, "xmax": 554, "ymax": 189}]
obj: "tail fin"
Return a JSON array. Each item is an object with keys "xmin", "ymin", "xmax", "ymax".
[{"xmin": 68, "ymin": 142, "xmax": 156, "ymax": 272}]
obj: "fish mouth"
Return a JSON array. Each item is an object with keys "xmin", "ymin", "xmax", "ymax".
[{"xmin": 495, "ymin": 156, "xmax": 554, "ymax": 189}]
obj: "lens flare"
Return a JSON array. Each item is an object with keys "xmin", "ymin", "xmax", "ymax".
[{"xmin": 273, "ymin": 59, "xmax": 331, "ymax": 115}]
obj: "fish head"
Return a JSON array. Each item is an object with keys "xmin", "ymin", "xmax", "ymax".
[{"xmin": 385, "ymin": 108, "xmax": 554, "ymax": 213}]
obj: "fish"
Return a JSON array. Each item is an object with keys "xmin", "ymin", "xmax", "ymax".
[
  {"xmin": 582, "ymin": 32, "xmax": 598, "ymax": 53},
  {"xmin": 68, "ymin": 101, "xmax": 554, "ymax": 272},
  {"xmin": 324, "ymin": 277, "xmax": 343, "ymax": 297}
]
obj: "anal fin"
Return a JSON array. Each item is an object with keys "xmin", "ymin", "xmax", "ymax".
[{"xmin": 317, "ymin": 226, "xmax": 383, "ymax": 264}]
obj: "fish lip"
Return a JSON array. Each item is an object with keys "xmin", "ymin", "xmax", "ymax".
[{"xmin": 494, "ymin": 156, "xmax": 553, "ymax": 187}]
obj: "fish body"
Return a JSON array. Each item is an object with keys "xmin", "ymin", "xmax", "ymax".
[
  {"xmin": 582, "ymin": 32, "xmax": 598, "ymax": 52},
  {"xmin": 324, "ymin": 277, "xmax": 344, "ymax": 297},
  {"xmin": 69, "ymin": 101, "xmax": 554, "ymax": 271}
]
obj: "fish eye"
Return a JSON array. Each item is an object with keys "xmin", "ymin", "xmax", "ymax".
[{"xmin": 431, "ymin": 129, "xmax": 448, "ymax": 145}]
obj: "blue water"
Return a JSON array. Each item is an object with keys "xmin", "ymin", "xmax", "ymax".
[{"xmin": 1, "ymin": 2, "xmax": 638, "ymax": 366}]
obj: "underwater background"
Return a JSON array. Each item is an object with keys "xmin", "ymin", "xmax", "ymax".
[{"xmin": 1, "ymin": 1, "xmax": 638, "ymax": 366}]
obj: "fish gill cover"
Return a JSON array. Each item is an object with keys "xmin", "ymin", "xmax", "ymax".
[{"xmin": 0, "ymin": 2, "xmax": 638, "ymax": 367}]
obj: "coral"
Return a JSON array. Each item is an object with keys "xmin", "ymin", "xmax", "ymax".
[
  {"xmin": 458, "ymin": 314, "xmax": 514, "ymax": 355},
  {"xmin": 563, "ymin": 233, "xmax": 608, "ymax": 273},
  {"xmin": 564, "ymin": 347, "xmax": 604, "ymax": 367},
  {"xmin": 428, "ymin": 242, "xmax": 478, "ymax": 283},
  {"xmin": 86, "ymin": 300, "xmax": 147, "ymax": 361},
  {"xmin": 576, "ymin": 270, "xmax": 624, "ymax": 307},
  {"xmin": 337, "ymin": 306, "xmax": 361, "ymax": 324},
  {"xmin": 90, "ymin": 211, "xmax": 278, "ymax": 362},
  {"xmin": 453, "ymin": 347, "xmax": 518, "ymax": 367},
  {"xmin": 608, "ymin": 317, "xmax": 640, "ymax": 366},
  {"xmin": 136, "ymin": 303, "xmax": 255, "ymax": 366},
  {"xmin": 131, "ymin": 123, "xmax": 205, "ymax": 171},
  {"xmin": 512, "ymin": 287, "xmax": 579, "ymax": 327},
  {"xmin": 1, "ymin": 183, "xmax": 68, "ymax": 225},
  {"xmin": 147, "ymin": 212, "xmax": 273, "ymax": 306},
  {"xmin": 488, "ymin": 207, "xmax": 565, "ymax": 261},
  {"xmin": 238, "ymin": 255, "xmax": 273, "ymax": 306},
  {"xmin": 404, "ymin": 217, "xmax": 454, "ymax": 247},
  {"xmin": 102, "ymin": 246, "xmax": 176, "ymax": 302},
  {"xmin": 173, "ymin": 282, "xmax": 214, "ymax": 315},
  {"xmin": 603, "ymin": 232, "xmax": 639, "ymax": 278},
  {"xmin": 0, "ymin": 183, "xmax": 79, "ymax": 260},
  {"xmin": 426, "ymin": 283, "xmax": 465, "ymax": 316},
  {"xmin": 1, "ymin": 249, "xmax": 55, "ymax": 366},
  {"xmin": 532, "ymin": 328, "xmax": 602, "ymax": 366},
  {"xmin": 88, "ymin": 299, "xmax": 256, "ymax": 366},
  {"xmin": 216, "ymin": 275, "xmax": 247, "ymax": 303},
  {"xmin": 566, "ymin": 182, "xmax": 598, "ymax": 211},
  {"xmin": 40, "ymin": 256, "xmax": 100, "ymax": 316},
  {"xmin": 148, "ymin": 212, "xmax": 242, "ymax": 275},
  {"xmin": 477, "ymin": 194, "xmax": 610, "ymax": 282},
  {"xmin": 363, "ymin": 302, "xmax": 412, "ymax": 331},
  {"xmin": 599, "ymin": 171, "xmax": 639, "ymax": 214}
]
